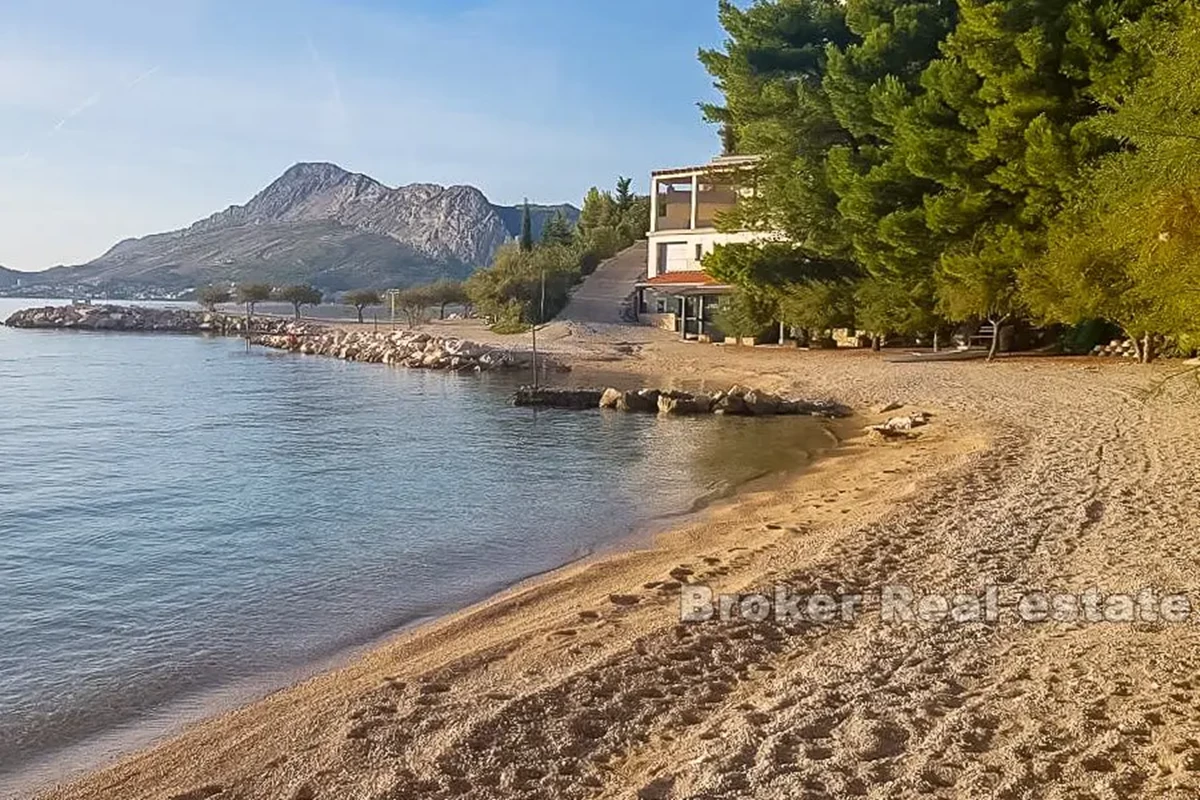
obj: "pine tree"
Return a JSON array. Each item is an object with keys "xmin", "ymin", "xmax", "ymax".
[
  {"xmin": 699, "ymin": 0, "xmax": 854, "ymax": 263},
  {"xmin": 920, "ymin": 0, "xmax": 1173, "ymax": 341},
  {"xmin": 1025, "ymin": 3, "xmax": 1200, "ymax": 359},
  {"xmin": 821, "ymin": 0, "xmax": 959, "ymax": 337},
  {"xmin": 614, "ymin": 177, "xmax": 634, "ymax": 216},
  {"xmin": 540, "ymin": 210, "xmax": 574, "ymax": 246}
]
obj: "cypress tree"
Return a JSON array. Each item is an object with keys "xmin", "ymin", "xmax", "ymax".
[{"xmin": 519, "ymin": 199, "xmax": 534, "ymax": 252}]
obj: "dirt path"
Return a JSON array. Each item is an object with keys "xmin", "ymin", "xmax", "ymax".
[{"xmin": 40, "ymin": 339, "xmax": 1200, "ymax": 800}]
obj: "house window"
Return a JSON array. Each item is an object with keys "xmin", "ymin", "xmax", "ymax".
[
  {"xmin": 695, "ymin": 243, "xmax": 704, "ymax": 261},
  {"xmin": 655, "ymin": 297, "xmax": 669, "ymax": 314}
]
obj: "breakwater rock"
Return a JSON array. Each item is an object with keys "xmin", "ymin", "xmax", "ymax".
[
  {"xmin": 4, "ymin": 304, "xmax": 536, "ymax": 373},
  {"xmin": 514, "ymin": 384, "xmax": 848, "ymax": 418},
  {"xmin": 3, "ymin": 303, "xmax": 257, "ymax": 333},
  {"xmin": 254, "ymin": 328, "xmax": 536, "ymax": 372}
]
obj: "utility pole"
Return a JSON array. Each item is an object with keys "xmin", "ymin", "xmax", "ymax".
[{"xmin": 531, "ymin": 269, "xmax": 545, "ymax": 389}]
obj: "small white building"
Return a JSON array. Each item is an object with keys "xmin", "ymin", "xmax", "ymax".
[{"xmin": 635, "ymin": 155, "xmax": 767, "ymax": 339}]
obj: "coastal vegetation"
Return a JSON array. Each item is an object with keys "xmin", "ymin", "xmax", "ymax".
[
  {"xmin": 701, "ymin": 0, "xmax": 1198, "ymax": 361},
  {"xmin": 235, "ymin": 283, "xmax": 272, "ymax": 319},
  {"xmin": 425, "ymin": 279, "xmax": 469, "ymax": 320},
  {"xmin": 277, "ymin": 284, "xmax": 323, "ymax": 320},
  {"xmin": 466, "ymin": 177, "xmax": 651, "ymax": 332},
  {"xmin": 196, "ymin": 285, "xmax": 231, "ymax": 311},
  {"xmin": 342, "ymin": 289, "xmax": 382, "ymax": 324},
  {"xmin": 392, "ymin": 286, "xmax": 435, "ymax": 328}
]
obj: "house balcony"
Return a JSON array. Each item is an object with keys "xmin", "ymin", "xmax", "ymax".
[{"xmin": 649, "ymin": 154, "xmax": 760, "ymax": 234}]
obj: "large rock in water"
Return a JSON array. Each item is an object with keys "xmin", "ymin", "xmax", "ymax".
[
  {"xmin": 599, "ymin": 388, "xmax": 624, "ymax": 409},
  {"xmin": 743, "ymin": 389, "xmax": 781, "ymax": 416},
  {"xmin": 618, "ymin": 389, "xmax": 660, "ymax": 413},
  {"xmin": 658, "ymin": 391, "xmax": 703, "ymax": 415}
]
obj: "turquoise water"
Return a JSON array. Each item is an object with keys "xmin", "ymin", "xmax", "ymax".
[{"xmin": 0, "ymin": 300, "xmax": 838, "ymax": 795}]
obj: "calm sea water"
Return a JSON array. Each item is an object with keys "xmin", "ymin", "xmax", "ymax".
[{"xmin": 0, "ymin": 299, "xmax": 839, "ymax": 795}]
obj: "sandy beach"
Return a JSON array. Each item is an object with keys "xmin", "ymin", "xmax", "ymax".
[{"xmin": 36, "ymin": 321, "xmax": 1200, "ymax": 799}]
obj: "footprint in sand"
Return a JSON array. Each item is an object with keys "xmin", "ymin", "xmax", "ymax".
[
  {"xmin": 169, "ymin": 787, "xmax": 224, "ymax": 800},
  {"xmin": 419, "ymin": 682, "xmax": 451, "ymax": 695}
]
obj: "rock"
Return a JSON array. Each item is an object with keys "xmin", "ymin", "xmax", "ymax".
[
  {"xmin": 713, "ymin": 390, "xmax": 747, "ymax": 415},
  {"xmin": 743, "ymin": 389, "xmax": 780, "ymax": 416},
  {"xmin": 869, "ymin": 412, "xmax": 931, "ymax": 440},
  {"xmin": 599, "ymin": 388, "xmax": 623, "ymax": 409},
  {"xmin": 777, "ymin": 399, "xmax": 801, "ymax": 415},
  {"xmin": 657, "ymin": 392, "xmax": 701, "ymax": 415},
  {"xmin": 874, "ymin": 401, "xmax": 904, "ymax": 414},
  {"xmin": 618, "ymin": 389, "xmax": 660, "ymax": 413}
]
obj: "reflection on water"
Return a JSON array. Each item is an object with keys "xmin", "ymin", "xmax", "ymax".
[{"xmin": 0, "ymin": 300, "xmax": 842, "ymax": 795}]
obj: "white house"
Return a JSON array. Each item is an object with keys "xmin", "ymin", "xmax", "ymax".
[{"xmin": 635, "ymin": 154, "xmax": 767, "ymax": 339}]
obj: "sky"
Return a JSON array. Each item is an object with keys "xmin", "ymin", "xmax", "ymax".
[{"xmin": 0, "ymin": 0, "xmax": 728, "ymax": 271}]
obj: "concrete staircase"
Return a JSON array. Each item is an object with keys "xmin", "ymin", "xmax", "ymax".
[{"xmin": 559, "ymin": 244, "xmax": 648, "ymax": 324}]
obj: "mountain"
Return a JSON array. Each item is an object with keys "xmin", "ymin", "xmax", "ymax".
[
  {"xmin": 0, "ymin": 266, "xmax": 23, "ymax": 288},
  {"xmin": 25, "ymin": 163, "xmax": 580, "ymax": 293},
  {"xmin": 494, "ymin": 203, "xmax": 581, "ymax": 242}
]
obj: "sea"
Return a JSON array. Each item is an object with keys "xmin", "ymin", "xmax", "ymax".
[{"xmin": 0, "ymin": 298, "xmax": 839, "ymax": 796}]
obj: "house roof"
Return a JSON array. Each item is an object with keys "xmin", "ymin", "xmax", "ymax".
[
  {"xmin": 651, "ymin": 154, "xmax": 762, "ymax": 179},
  {"xmin": 642, "ymin": 271, "xmax": 724, "ymax": 286}
]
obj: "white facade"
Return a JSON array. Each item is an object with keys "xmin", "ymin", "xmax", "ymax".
[
  {"xmin": 648, "ymin": 230, "xmax": 763, "ymax": 276},
  {"xmin": 644, "ymin": 155, "xmax": 768, "ymax": 278}
]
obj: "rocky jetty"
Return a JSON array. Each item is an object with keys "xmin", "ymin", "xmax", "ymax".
[
  {"xmin": 4, "ymin": 303, "xmax": 241, "ymax": 333},
  {"xmin": 254, "ymin": 328, "xmax": 534, "ymax": 372},
  {"xmin": 4, "ymin": 304, "xmax": 534, "ymax": 373},
  {"xmin": 514, "ymin": 384, "xmax": 847, "ymax": 418}
]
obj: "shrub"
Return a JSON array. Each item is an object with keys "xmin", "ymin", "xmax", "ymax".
[{"xmin": 713, "ymin": 289, "xmax": 778, "ymax": 341}]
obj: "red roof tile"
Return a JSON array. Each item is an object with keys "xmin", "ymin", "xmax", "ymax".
[{"xmin": 644, "ymin": 271, "xmax": 722, "ymax": 286}]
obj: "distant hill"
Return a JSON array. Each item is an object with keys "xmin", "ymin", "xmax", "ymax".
[
  {"xmin": 0, "ymin": 266, "xmax": 23, "ymax": 288},
  {"xmin": 20, "ymin": 163, "xmax": 580, "ymax": 293}
]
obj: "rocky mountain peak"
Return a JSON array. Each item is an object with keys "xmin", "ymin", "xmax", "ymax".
[{"xmin": 16, "ymin": 162, "xmax": 580, "ymax": 293}]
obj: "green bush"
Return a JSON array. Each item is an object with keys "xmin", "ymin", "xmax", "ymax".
[
  {"xmin": 466, "ymin": 243, "xmax": 584, "ymax": 329},
  {"xmin": 713, "ymin": 289, "xmax": 778, "ymax": 341}
]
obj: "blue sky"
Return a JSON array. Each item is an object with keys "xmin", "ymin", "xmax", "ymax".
[{"xmin": 0, "ymin": 0, "xmax": 728, "ymax": 270}]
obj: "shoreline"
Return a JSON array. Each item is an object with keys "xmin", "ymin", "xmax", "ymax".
[
  {"xmin": 21, "ymin": 310, "xmax": 1194, "ymax": 798},
  {"xmin": 34, "ymin": 438, "xmax": 975, "ymax": 797},
  {"xmin": 10, "ymin": 411, "xmax": 852, "ymax": 799},
  {"xmin": 19, "ymin": 321, "xmax": 958, "ymax": 800},
  {"xmin": 6, "ymin": 316, "xmax": 864, "ymax": 799}
]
